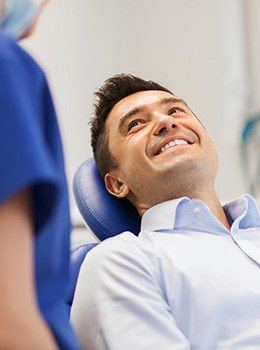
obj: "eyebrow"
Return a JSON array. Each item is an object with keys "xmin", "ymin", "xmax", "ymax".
[{"xmin": 118, "ymin": 96, "xmax": 187, "ymax": 133}]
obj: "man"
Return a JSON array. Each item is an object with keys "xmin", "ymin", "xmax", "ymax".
[
  {"xmin": 0, "ymin": 1, "xmax": 77, "ymax": 349},
  {"xmin": 71, "ymin": 74, "xmax": 260, "ymax": 349}
]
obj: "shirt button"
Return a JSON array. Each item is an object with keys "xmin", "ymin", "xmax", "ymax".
[{"xmin": 193, "ymin": 206, "xmax": 201, "ymax": 213}]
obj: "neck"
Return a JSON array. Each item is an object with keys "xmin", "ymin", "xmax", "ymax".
[
  {"xmin": 137, "ymin": 186, "xmax": 231, "ymax": 230},
  {"xmin": 185, "ymin": 188, "xmax": 231, "ymax": 230}
]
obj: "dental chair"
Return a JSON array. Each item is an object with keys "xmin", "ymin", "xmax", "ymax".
[{"xmin": 66, "ymin": 157, "xmax": 141, "ymax": 314}]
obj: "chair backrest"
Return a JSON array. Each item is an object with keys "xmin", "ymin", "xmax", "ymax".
[
  {"xmin": 68, "ymin": 158, "xmax": 141, "ymax": 316},
  {"xmin": 73, "ymin": 157, "xmax": 141, "ymax": 240},
  {"xmin": 66, "ymin": 243, "xmax": 98, "ymax": 313}
]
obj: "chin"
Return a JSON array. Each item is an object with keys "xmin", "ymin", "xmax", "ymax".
[{"xmin": 156, "ymin": 156, "xmax": 207, "ymax": 180}]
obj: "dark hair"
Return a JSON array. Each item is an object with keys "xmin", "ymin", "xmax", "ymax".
[{"xmin": 90, "ymin": 73, "xmax": 174, "ymax": 178}]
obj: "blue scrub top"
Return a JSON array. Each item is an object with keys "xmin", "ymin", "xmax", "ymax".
[{"xmin": 0, "ymin": 32, "xmax": 78, "ymax": 349}]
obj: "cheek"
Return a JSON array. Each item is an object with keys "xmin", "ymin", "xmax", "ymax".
[
  {"xmin": 210, "ymin": 142, "xmax": 219, "ymax": 167},
  {"xmin": 202, "ymin": 135, "xmax": 219, "ymax": 170},
  {"xmin": 120, "ymin": 136, "xmax": 149, "ymax": 175},
  {"xmin": 190, "ymin": 121, "xmax": 218, "ymax": 164},
  {"xmin": 127, "ymin": 132, "xmax": 147, "ymax": 158}
]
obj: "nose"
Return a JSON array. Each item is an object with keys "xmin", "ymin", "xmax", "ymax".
[{"xmin": 152, "ymin": 112, "xmax": 177, "ymax": 136}]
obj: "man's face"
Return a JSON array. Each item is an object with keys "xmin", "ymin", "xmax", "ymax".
[{"xmin": 105, "ymin": 90, "xmax": 219, "ymax": 211}]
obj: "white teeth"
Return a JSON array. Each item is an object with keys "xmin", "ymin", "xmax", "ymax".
[
  {"xmin": 178, "ymin": 139, "xmax": 188, "ymax": 145},
  {"xmin": 160, "ymin": 139, "xmax": 188, "ymax": 154},
  {"xmin": 175, "ymin": 139, "xmax": 182, "ymax": 145}
]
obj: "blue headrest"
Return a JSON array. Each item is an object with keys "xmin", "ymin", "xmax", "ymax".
[
  {"xmin": 66, "ymin": 243, "xmax": 98, "ymax": 313},
  {"xmin": 73, "ymin": 158, "xmax": 141, "ymax": 240}
]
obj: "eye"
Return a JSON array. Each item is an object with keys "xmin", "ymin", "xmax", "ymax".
[
  {"xmin": 169, "ymin": 106, "xmax": 186, "ymax": 115},
  {"xmin": 127, "ymin": 119, "xmax": 143, "ymax": 131}
]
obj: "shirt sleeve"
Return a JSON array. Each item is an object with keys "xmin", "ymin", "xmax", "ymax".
[
  {"xmin": 71, "ymin": 235, "xmax": 191, "ymax": 350},
  {"xmin": 0, "ymin": 38, "xmax": 60, "ymax": 232}
]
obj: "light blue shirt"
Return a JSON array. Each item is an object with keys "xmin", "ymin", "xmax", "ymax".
[{"xmin": 71, "ymin": 194, "xmax": 260, "ymax": 350}]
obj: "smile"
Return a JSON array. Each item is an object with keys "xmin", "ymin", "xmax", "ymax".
[{"xmin": 158, "ymin": 139, "xmax": 190, "ymax": 155}]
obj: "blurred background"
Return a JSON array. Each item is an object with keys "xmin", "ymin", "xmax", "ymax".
[{"xmin": 22, "ymin": 0, "xmax": 260, "ymax": 245}]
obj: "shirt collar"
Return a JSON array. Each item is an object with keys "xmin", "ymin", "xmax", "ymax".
[
  {"xmin": 140, "ymin": 194, "xmax": 260, "ymax": 232},
  {"xmin": 141, "ymin": 197, "xmax": 190, "ymax": 232},
  {"xmin": 223, "ymin": 194, "xmax": 260, "ymax": 230}
]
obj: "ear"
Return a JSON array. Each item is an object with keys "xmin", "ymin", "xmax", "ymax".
[{"xmin": 104, "ymin": 172, "xmax": 129, "ymax": 198}]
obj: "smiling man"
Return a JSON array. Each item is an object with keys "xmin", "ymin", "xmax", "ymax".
[{"xmin": 71, "ymin": 74, "xmax": 260, "ymax": 350}]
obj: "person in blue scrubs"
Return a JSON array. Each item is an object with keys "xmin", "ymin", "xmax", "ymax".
[{"xmin": 0, "ymin": 1, "xmax": 78, "ymax": 349}]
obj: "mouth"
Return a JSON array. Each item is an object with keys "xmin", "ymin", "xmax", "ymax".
[{"xmin": 154, "ymin": 136, "xmax": 194, "ymax": 157}]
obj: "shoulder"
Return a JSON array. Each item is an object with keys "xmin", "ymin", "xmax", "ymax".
[
  {"xmin": 81, "ymin": 231, "xmax": 157, "ymax": 277},
  {"xmin": 82, "ymin": 232, "xmax": 143, "ymax": 265},
  {"xmin": 0, "ymin": 31, "xmax": 45, "ymax": 79},
  {"xmin": 0, "ymin": 32, "xmax": 50, "ymax": 127}
]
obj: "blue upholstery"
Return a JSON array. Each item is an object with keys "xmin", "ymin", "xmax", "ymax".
[
  {"xmin": 68, "ymin": 158, "xmax": 141, "ymax": 315},
  {"xmin": 73, "ymin": 157, "xmax": 141, "ymax": 240},
  {"xmin": 66, "ymin": 243, "xmax": 98, "ymax": 313}
]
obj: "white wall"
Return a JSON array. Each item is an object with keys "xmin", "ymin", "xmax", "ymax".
[
  {"xmin": 23, "ymin": 0, "xmax": 259, "ymax": 229},
  {"xmin": 245, "ymin": 0, "xmax": 260, "ymax": 116}
]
